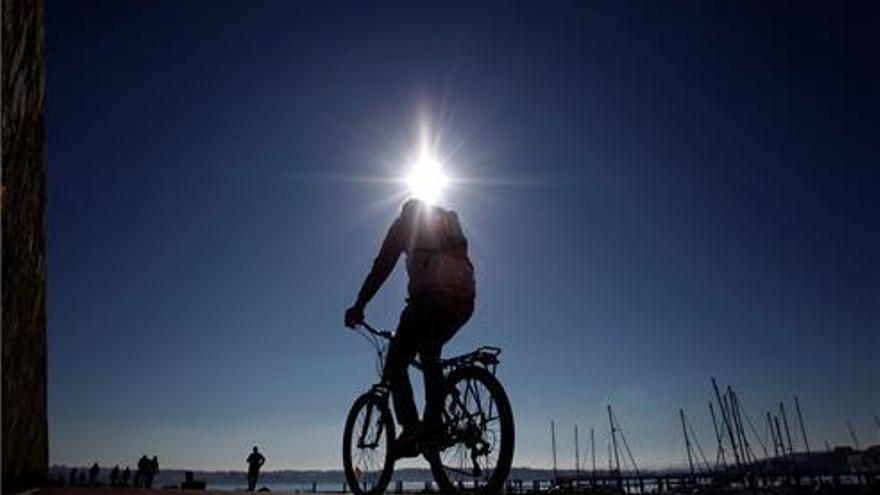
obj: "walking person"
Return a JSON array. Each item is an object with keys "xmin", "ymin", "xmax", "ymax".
[
  {"xmin": 110, "ymin": 465, "xmax": 120, "ymax": 486},
  {"xmin": 135, "ymin": 455, "xmax": 148, "ymax": 487},
  {"xmin": 246, "ymin": 446, "xmax": 266, "ymax": 491},
  {"xmin": 88, "ymin": 462, "xmax": 100, "ymax": 486},
  {"xmin": 145, "ymin": 456, "xmax": 159, "ymax": 488},
  {"xmin": 122, "ymin": 466, "xmax": 131, "ymax": 486}
]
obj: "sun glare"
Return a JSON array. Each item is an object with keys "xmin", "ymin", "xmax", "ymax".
[{"xmin": 405, "ymin": 153, "xmax": 449, "ymax": 204}]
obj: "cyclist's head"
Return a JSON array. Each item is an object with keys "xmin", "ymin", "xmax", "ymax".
[
  {"xmin": 401, "ymin": 197, "xmax": 425, "ymax": 212},
  {"xmin": 400, "ymin": 197, "xmax": 429, "ymax": 219},
  {"xmin": 253, "ymin": 446, "xmax": 259, "ymax": 453}
]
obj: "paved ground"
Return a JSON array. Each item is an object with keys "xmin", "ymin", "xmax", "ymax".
[
  {"xmin": 29, "ymin": 490, "xmax": 346, "ymax": 495},
  {"xmin": 33, "ymin": 490, "xmax": 233, "ymax": 495}
]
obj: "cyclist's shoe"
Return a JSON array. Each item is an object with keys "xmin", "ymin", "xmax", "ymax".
[
  {"xmin": 393, "ymin": 423, "xmax": 447, "ymax": 459},
  {"xmin": 392, "ymin": 426, "xmax": 428, "ymax": 459},
  {"xmin": 392, "ymin": 441, "xmax": 420, "ymax": 459}
]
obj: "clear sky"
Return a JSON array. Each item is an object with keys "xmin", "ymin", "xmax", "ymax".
[{"xmin": 46, "ymin": 1, "xmax": 877, "ymax": 471}]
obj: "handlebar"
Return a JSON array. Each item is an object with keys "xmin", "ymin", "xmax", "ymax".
[{"xmin": 357, "ymin": 321, "xmax": 394, "ymax": 340}]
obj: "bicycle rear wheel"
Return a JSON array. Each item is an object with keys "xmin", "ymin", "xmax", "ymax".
[
  {"xmin": 343, "ymin": 393, "xmax": 395, "ymax": 495},
  {"xmin": 426, "ymin": 366, "xmax": 515, "ymax": 495}
]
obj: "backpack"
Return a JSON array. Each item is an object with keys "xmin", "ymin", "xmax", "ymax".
[{"xmin": 404, "ymin": 205, "xmax": 475, "ymax": 297}]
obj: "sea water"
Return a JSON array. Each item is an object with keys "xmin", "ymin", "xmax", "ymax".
[{"xmin": 206, "ymin": 481, "xmax": 433, "ymax": 492}]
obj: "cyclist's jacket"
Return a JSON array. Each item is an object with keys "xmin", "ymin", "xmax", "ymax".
[{"xmin": 356, "ymin": 200, "xmax": 475, "ymax": 308}]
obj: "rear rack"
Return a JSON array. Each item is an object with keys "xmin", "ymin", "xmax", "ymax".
[
  {"xmin": 441, "ymin": 346, "xmax": 501, "ymax": 372},
  {"xmin": 357, "ymin": 321, "xmax": 502, "ymax": 375}
]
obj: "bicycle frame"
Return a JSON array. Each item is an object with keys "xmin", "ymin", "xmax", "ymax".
[
  {"xmin": 354, "ymin": 321, "xmax": 502, "ymax": 450},
  {"xmin": 356, "ymin": 321, "xmax": 502, "ymax": 375},
  {"xmin": 346, "ymin": 321, "xmax": 514, "ymax": 493}
]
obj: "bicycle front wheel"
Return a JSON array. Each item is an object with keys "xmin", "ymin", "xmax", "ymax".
[
  {"xmin": 426, "ymin": 366, "xmax": 515, "ymax": 495},
  {"xmin": 343, "ymin": 392, "xmax": 395, "ymax": 495}
]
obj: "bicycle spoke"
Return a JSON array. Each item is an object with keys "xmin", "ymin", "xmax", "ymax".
[
  {"xmin": 437, "ymin": 374, "xmax": 505, "ymax": 488},
  {"xmin": 348, "ymin": 399, "xmax": 390, "ymax": 494}
]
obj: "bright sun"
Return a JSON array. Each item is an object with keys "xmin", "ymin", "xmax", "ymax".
[{"xmin": 405, "ymin": 153, "xmax": 449, "ymax": 204}]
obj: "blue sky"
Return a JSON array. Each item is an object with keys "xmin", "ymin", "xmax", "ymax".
[{"xmin": 46, "ymin": 1, "xmax": 877, "ymax": 470}]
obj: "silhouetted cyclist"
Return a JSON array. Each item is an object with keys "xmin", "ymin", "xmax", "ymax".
[
  {"xmin": 345, "ymin": 198, "xmax": 475, "ymax": 458},
  {"xmin": 246, "ymin": 446, "xmax": 266, "ymax": 491}
]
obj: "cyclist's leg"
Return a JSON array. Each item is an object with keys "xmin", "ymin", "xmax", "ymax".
[
  {"xmin": 420, "ymin": 344, "xmax": 444, "ymax": 434},
  {"xmin": 384, "ymin": 304, "xmax": 420, "ymax": 432},
  {"xmin": 421, "ymin": 295, "xmax": 474, "ymax": 433}
]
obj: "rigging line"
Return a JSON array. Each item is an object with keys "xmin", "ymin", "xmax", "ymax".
[
  {"xmin": 708, "ymin": 402, "xmax": 727, "ymax": 469},
  {"xmin": 765, "ymin": 414, "xmax": 776, "ymax": 457},
  {"xmin": 712, "ymin": 378, "xmax": 740, "ymax": 467},
  {"xmin": 738, "ymin": 398, "xmax": 770, "ymax": 458},
  {"xmin": 680, "ymin": 409, "xmax": 695, "ymax": 477},
  {"xmin": 730, "ymin": 389, "xmax": 756, "ymax": 464},
  {"xmin": 685, "ymin": 413, "xmax": 713, "ymax": 474},
  {"xmin": 611, "ymin": 409, "xmax": 640, "ymax": 476}
]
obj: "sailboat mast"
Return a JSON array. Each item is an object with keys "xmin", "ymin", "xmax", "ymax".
[
  {"xmin": 779, "ymin": 402, "xmax": 795, "ymax": 455},
  {"xmin": 794, "ymin": 397, "xmax": 811, "ymax": 456},
  {"xmin": 713, "ymin": 378, "xmax": 741, "ymax": 468},
  {"xmin": 575, "ymin": 425, "xmax": 581, "ymax": 485},
  {"xmin": 709, "ymin": 402, "xmax": 726, "ymax": 467},
  {"xmin": 591, "ymin": 427, "xmax": 596, "ymax": 484},
  {"xmin": 681, "ymin": 409, "xmax": 695, "ymax": 477},
  {"xmin": 551, "ymin": 420, "xmax": 558, "ymax": 482}
]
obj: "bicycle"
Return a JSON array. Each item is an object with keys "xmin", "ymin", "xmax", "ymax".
[{"xmin": 342, "ymin": 321, "xmax": 515, "ymax": 495}]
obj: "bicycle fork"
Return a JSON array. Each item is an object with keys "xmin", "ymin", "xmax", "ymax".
[{"xmin": 357, "ymin": 401, "xmax": 385, "ymax": 449}]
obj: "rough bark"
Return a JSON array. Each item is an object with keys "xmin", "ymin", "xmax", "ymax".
[{"xmin": 2, "ymin": 0, "xmax": 49, "ymax": 490}]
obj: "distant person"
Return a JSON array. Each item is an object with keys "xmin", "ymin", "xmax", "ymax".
[
  {"xmin": 136, "ymin": 455, "xmax": 149, "ymax": 487},
  {"xmin": 69, "ymin": 468, "xmax": 78, "ymax": 486},
  {"xmin": 88, "ymin": 462, "xmax": 100, "ymax": 485},
  {"xmin": 344, "ymin": 198, "xmax": 475, "ymax": 457},
  {"xmin": 246, "ymin": 446, "xmax": 266, "ymax": 491},
  {"xmin": 145, "ymin": 456, "xmax": 159, "ymax": 488},
  {"xmin": 122, "ymin": 466, "xmax": 131, "ymax": 486},
  {"xmin": 110, "ymin": 465, "xmax": 120, "ymax": 486},
  {"xmin": 78, "ymin": 470, "xmax": 87, "ymax": 486}
]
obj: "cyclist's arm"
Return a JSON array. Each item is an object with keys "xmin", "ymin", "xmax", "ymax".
[{"xmin": 354, "ymin": 218, "xmax": 404, "ymax": 309}]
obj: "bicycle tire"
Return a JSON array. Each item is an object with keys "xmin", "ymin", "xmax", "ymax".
[
  {"xmin": 426, "ymin": 366, "xmax": 515, "ymax": 495},
  {"xmin": 343, "ymin": 392, "xmax": 396, "ymax": 495}
]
